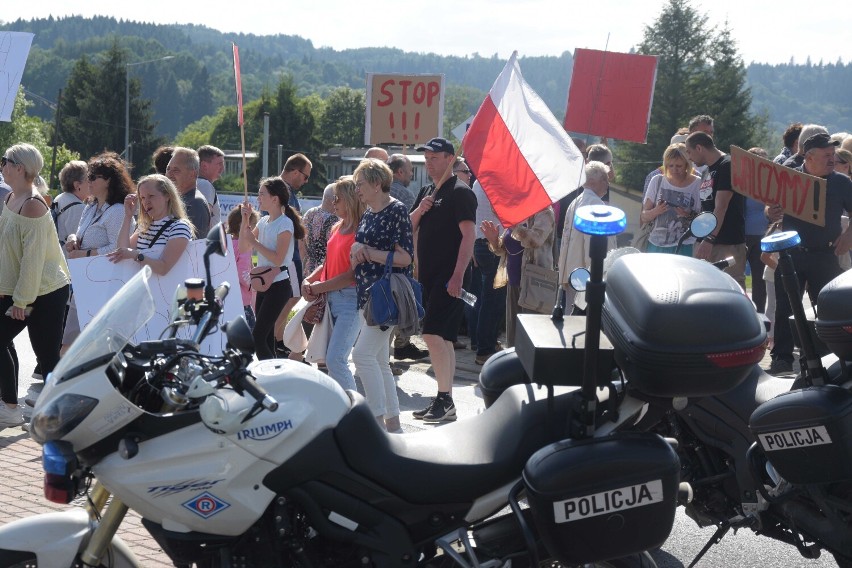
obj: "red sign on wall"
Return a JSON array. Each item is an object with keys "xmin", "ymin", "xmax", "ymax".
[{"xmin": 563, "ymin": 49, "xmax": 658, "ymax": 143}]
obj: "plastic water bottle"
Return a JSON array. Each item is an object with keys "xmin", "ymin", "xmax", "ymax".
[
  {"xmin": 446, "ymin": 283, "xmax": 477, "ymax": 307},
  {"xmin": 459, "ymin": 288, "xmax": 477, "ymax": 307}
]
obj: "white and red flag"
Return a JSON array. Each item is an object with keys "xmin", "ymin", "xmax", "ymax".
[
  {"xmin": 463, "ymin": 51, "xmax": 585, "ymax": 228},
  {"xmin": 232, "ymin": 43, "xmax": 244, "ymax": 126}
]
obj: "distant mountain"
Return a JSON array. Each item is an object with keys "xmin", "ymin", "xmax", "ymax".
[{"xmin": 3, "ymin": 16, "xmax": 851, "ymax": 144}]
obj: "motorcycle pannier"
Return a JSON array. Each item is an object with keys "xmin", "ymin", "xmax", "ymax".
[
  {"xmin": 749, "ymin": 385, "xmax": 852, "ymax": 484},
  {"xmin": 602, "ymin": 254, "xmax": 766, "ymax": 397},
  {"xmin": 523, "ymin": 432, "xmax": 679, "ymax": 565},
  {"xmin": 816, "ymin": 269, "xmax": 852, "ymax": 359}
]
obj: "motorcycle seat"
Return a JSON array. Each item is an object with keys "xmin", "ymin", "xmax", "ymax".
[
  {"xmin": 711, "ymin": 365, "xmax": 792, "ymax": 425},
  {"xmin": 335, "ymin": 384, "xmax": 574, "ymax": 505}
]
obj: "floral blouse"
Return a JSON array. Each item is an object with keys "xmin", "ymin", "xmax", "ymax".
[
  {"xmin": 301, "ymin": 206, "xmax": 338, "ymax": 275},
  {"xmin": 353, "ymin": 199, "xmax": 414, "ymax": 309}
]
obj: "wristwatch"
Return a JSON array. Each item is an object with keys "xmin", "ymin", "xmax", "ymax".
[{"xmin": 136, "ymin": 252, "xmax": 145, "ymax": 262}]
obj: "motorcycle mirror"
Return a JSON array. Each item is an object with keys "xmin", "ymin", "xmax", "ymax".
[
  {"xmin": 224, "ymin": 316, "xmax": 255, "ymax": 354},
  {"xmin": 690, "ymin": 212, "xmax": 717, "ymax": 239},
  {"xmin": 569, "ymin": 268, "xmax": 591, "ymax": 292},
  {"xmin": 204, "ymin": 223, "xmax": 228, "ymax": 258}
]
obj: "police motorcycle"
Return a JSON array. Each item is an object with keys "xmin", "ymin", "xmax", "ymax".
[
  {"xmin": 0, "ymin": 221, "xmax": 685, "ymax": 568},
  {"xmin": 481, "ymin": 210, "xmax": 852, "ymax": 567}
]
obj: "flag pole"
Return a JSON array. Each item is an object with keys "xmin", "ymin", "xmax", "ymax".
[{"xmin": 232, "ymin": 43, "xmax": 248, "ymax": 202}]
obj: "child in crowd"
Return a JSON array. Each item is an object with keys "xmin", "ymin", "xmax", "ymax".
[{"xmin": 227, "ymin": 206, "xmax": 259, "ymax": 329}]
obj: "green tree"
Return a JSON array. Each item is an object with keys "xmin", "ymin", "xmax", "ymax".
[
  {"xmin": 317, "ymin": 87, "xmax": 365, "ymax": 147},
  {"xmin": 443, "ymin": 85, "xmax": 487, "ymax": 144},
  {"xmin": 0, "ymin": 88, "xmax": 79, "ymax": 191},
  {"xmin": 614, "ymin": 0, "xmax": 765, "ymax": 190},
  {"xmin": 57, "ymin": 43, "xmax": 165, "ymax": 172}
]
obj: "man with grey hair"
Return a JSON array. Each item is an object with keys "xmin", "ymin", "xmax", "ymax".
[
  {"xmin": 782, "ymin": 124, "xmax": 830, "ymax": 170},
  {"xmin": 388, "ymin": 153, "xmax": 415, "ymax": 211},
  {"xmin": 555, "ymin": 143, "xmax": 613, "ymax": 240},
  {"xmin": 167, "ymin": 147, "xmax": 210, "ymax": 238},
  {"xmin": 557, "ymin": 161, "xmax": 616, "ymax": 312},
  {"xmin": 197, "ymin": 145, "xmax": 225, "ymax": 228}
]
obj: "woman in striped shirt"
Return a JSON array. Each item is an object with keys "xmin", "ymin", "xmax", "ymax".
[{"xmin": 107, "ymin": 174, "xmax": 193, "ymax": 275}]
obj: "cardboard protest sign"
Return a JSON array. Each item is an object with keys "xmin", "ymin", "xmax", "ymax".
[
  {"xmin": 730, "ymin": 145, "xmax": 826, "ymax": 227},
  {"xmin": 563, "ymin": 49, "xmax": 658, "ymax": 143},
  {"xmin": 68, "ymin": 239, "xmax": 243, "ymax": 355},
  {"xmin": 0, "ymin": 32, "xmax": 34, "ymax": 122},
  {"xmin": 365, "ymin": 73, "xmax": 444, "ymax": 145}
]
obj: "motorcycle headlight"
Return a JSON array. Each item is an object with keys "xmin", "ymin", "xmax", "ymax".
[{"xmin": 30, "ymin": 394, "xmax": 99, "ymax": 444}]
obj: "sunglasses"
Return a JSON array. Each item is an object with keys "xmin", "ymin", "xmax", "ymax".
[
  {"xmin": 299, "ymin": 170, "xmax": 310, "ymax": 181},
  {"xmin": 88, "ymin": 173, "xmax": 108, "ymax": 181},
  {"xmin": 0, "ymin": 156, "xmax": 18, "ymax": 168},
  {"xmin": 454, "ymin": 169, "xmax": 472, "ymax": 175},
  {"xmin": 838, "ymin": 159, "xmax": 849, "ymax": 165}
]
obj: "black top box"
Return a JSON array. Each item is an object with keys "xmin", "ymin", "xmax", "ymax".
[
  {"xmin": 602, "ymin": 254, "xmax": 766, "ymax": 398},
  {"xmin": 816, "ymin": 269, "xmax": 852, "ymax": 360}
]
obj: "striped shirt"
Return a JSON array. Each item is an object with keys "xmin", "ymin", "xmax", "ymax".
[{"xmin": 136, "ymin": 216, "xmax": 192, "ymax": 259}]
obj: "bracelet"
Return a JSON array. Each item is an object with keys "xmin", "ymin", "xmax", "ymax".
[{"xmin": 704, "ymin": 235, "xmax": 717, "ymax": 244}]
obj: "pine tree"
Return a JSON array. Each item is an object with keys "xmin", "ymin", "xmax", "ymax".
[{"xmin": 614, "ymin": 0, "xmax": 764, "ymax": 191}]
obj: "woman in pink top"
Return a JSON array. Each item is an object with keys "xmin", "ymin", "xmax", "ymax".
[
  {"xmin": 227, "ymin": 206, "xmax": 259, "ymax": 328},
  {"xmin": 301, "ymin": 176, "xmax": 365, "ymax": 391}
]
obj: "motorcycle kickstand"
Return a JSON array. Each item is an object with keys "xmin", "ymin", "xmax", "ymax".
[{"xmin": 687, "ymin": 523, "xmax": 730, "ymax": 568}]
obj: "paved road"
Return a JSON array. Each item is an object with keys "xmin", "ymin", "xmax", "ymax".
[{"xmin": 1, "ymin": 333, "xmax": 836, "ymax": 567}]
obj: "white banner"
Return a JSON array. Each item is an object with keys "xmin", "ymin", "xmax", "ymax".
[
  {"xmin": 68, "ymin": 239, "xmax": 243, "ymax": 355},
  {"xmin": 0, "ymin": 32, "xmax": 34, "ymax": 122}
]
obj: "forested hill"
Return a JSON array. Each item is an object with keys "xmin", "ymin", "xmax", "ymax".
[{"xmin": 4, "ymin": 15, "xmax": 852, "ymax": 141}]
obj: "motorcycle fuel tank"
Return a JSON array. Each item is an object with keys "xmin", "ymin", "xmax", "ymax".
[
  {"xmin": 816, "ymin": 269, "xmax": 852, "ymax": 360},
  {"xmin": 523, "ymin": 432, "xmax": 679, "ymax": 565},
  {"xmin": 749, "ymin": 385, "xmax": 852, "ymax": 484},
  {"xmin": 602, "ymin": 254, "xmax": 766, "ymax": 397}
]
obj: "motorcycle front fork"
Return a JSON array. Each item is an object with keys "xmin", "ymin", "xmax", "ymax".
[{"xmin": 78, "ymin": 482, "xmax": 129, "ymax": 567}]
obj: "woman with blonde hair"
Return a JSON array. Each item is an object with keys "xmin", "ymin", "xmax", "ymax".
[
  {"xmin": 0, "ymin": 143, "xmax": 71, "ymax": 429},
  {"xmin": 302, "ymin": 176, "xmax": 366, "ymax": 390},
  {"xmin": 350, "ymin": 159, "xmax": 414, "ymax": 432},
  {"xmin": 640, "ymin": 143, "xmax": 702, "ymax": 255},
  {"xmin": 107, "ymin": 174, "xmax": 193, "ymax": 275}
]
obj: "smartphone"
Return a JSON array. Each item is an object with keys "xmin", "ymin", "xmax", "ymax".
[{"xmin": 4, "ymin": 306, "xmax": 33, "ymax": 317}]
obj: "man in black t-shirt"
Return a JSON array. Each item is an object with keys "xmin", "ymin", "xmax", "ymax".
[
  {"xmin": 409, "ymin": 137, "xmax": 477, "ymax": 422},
  {"xmin": 686, "ymin": 132, "xmax": 747, "ymax": 288}
]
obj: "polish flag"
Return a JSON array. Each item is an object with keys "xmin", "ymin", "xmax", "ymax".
[{"xmin": 463, "ymin": 51, "xmax": 586, "ymax": 228}]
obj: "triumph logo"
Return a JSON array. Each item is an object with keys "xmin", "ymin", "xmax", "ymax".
[
  {"xmin": 758, "ymin": 426, "xmax": 832, "ymax": 451},
  {"xmin": 237, "ymin": 419, "xmax": 294, "ymax": 441},
  {"xmin": 553, "ymin": 480, "xmax": 664, "ymax": 523}
]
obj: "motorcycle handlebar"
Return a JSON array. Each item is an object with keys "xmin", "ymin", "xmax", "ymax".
[
  {"xmin": 712, "ymin": 256, "xmax": 735, "ymax": 270},
  {"xmin": 235, "ymin": 373, "xmax": 279, "ymax": 412}
]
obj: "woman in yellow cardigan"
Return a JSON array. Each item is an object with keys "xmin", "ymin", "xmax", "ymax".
[{"xmin": 0, "ymin": 143, "xmax": 71, "ymax": 430}]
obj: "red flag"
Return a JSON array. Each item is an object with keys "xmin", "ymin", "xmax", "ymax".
[
  {"xmin": 463, "ymin": 52, "xmax": 585, "ymax": 228},
  {"xmin": 232, "ymin": 43, "xmax": 244, "ymax": 126}
]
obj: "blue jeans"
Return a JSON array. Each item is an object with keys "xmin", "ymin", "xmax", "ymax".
[
  {"xmin": 471, "ymin": 240, "xmax": 507, "ymax": 356},
  {"xmin": 325, "ymin": 287, "xmax": 360, "ymax": 391}
]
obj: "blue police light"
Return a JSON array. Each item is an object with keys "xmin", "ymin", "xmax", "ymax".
[
  {"xmin": 574, "ymin": 205, "xmax": 627, "ymax": 236},
  {"xmin": 42, "ymin": 440, "xmax": 76, "ymax": 476},
  {"xmin": 761, "ymin": 231, "xmax": 801, "ymax": 253}
]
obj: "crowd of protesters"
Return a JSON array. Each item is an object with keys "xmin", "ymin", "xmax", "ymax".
[{"xmin": 1, "ymin": 116, "xmax": 850, "ymax": 431}]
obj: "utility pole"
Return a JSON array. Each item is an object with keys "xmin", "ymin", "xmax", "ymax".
[{"xmin": 48, "ymin": 89, "xmax": 63, "ymax": 191}]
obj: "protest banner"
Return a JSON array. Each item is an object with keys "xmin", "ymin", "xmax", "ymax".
[
  {"xmin": 68, "ymin": 239, "xmax": 243, "ymax": 355},
  {"xmin": 730, "ymin": 145, "xmax": 826, "ymax": 227},
  {"xmin": 563, "ymin": 49, "xmax": 658, "ymax": 143},
  {"xmin": 0, "ymin": 32, "xmax": 34, "ymax": 122},
  {"xmin": 365, "ymin": 73, "xmax": 444, "ymax": 145}
]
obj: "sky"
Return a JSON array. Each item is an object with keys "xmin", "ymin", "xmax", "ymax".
[{"xmin": 4, "ymin": 1, "xmax": 845, "ymax": 66}]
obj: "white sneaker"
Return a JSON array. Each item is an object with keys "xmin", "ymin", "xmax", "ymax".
[
  {"xmin": 0, "ymin": 404, "xmax": 25, "ymax": 430},
  {"xmin": 25, "ymin": 384, "xmax": 42, "ymax": 407}
]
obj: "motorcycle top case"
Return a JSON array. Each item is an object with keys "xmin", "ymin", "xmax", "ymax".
[
  {"xmin": 523, "ymin": 432, "xmax": 679, "ymax": 565},
  {"xmin": 749, "ymin": 385, "xmax": 852, "ymax": 484},
  {"xmin": 816, "ymin": 269, "xmax": 852, "ymax": 359},
  {"xmin": 602, "ymin": 254, "xmax": 766, "ymax": 397}
]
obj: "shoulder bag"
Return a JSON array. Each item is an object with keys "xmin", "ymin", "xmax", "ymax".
[
  {"xmin": 364, "ymin": 251, "xmax": 424, "ymax": 327},
  {"xmin": 250, "ymin": 265, "xmax": 289, "ymax": 293}
]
